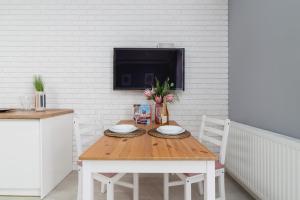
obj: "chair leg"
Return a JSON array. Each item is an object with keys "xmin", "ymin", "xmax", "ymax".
[
  {"xmin": 203, "ymin": 174, "xmax": 207, "ymax": 200},
  {"xmin": 163, "ymin": 173, "xmax": 169, "ymax": 200},
  {"xmin": 218, "ymin": 174, "xmax": 225, "ymax": 200},
  {"xmin": 198, "ymin": 181, "xmax": 204, "ymax": 195},
  {"xmin": 100, "ymin": 182, "xmax": 106, "ymax": 193},
  {"xmin": 77, "ymin": 169, "xmax": 82, "ymax": 200},
  {"xmin": 133, "ymin": 173, "xmax": 139, "ymax": 200},
  {"xmin": 107, "ymin": 181, "xmax": 114, "ymax": 200},
  {"xmin": 184, "ymin": 179, "xmax": 192, "ymax": 200}
]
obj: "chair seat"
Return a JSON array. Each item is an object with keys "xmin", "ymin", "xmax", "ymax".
[
  {"xmin": 184, "ymin": 161, "xmax": 224, "ymax": 177},
  {"xmin": 77, "ymin": 160, "xmax": 117, "ymax": 178}
]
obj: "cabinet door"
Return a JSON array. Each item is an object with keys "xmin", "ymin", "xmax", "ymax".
[
  {"xmin": 0, "ymin": 120, "xmax": 40, "ymax": 196},
  {"xmin": 40, "ymin": 114, "xmax": 73, "ymax": 198}
]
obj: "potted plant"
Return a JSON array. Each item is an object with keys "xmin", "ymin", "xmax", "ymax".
[
  {"xmin": 33, "ymin": 75, "xmax": 46, "ymax": 111},
  {"xmin": 144, "ymin": 78, "xmax": 176, "ymax": 124}
]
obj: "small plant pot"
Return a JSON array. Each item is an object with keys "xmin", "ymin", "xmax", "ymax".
[{"xmin": 35, "ymin": 92, "xmax": 46, "ymax": 112}]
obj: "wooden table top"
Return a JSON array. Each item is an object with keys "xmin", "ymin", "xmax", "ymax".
[
  {"xmin": 79, "ymin": 120, "xmax": 217, "ymax": 161},
  {"xmin": 0, "ymin": 109, "xmax": 73, "ymax": 119}
]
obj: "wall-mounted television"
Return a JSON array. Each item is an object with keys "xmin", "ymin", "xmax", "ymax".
[{"xmin": 113, "ymin": 48, "xmax": 185, "ymax": 90}]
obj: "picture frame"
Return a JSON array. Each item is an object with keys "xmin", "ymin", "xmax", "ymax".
[{"xmin": 133, "ymin": 103, "xmax": 152, "ymax": 125}]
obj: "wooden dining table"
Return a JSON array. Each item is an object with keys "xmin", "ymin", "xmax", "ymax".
[{"xmin": 79, "ymin": 120, "xmax": 217, "ymax": 200}]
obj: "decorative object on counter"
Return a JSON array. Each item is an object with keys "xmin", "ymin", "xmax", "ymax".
[
  {"xmin": 147, "ymin": 128, "xmax": 191, "ymax": 139},
  {"xmin": 19, "ymin": 95, "xmax": 33, "ymax": 110},
  {"xmin": 133, "ymin": 103, "xmax": 152, "ymax": 125},
  {"xmin": 104, "ymin": 128, "xmax": 146, "ymax": 138},
  {"xmin": 144, "ymin": 78, "xmax": 176, "ymax": 124},
  {"xmin": 33, "ymin": 75, "xmax": 46, "ymax": 112}
]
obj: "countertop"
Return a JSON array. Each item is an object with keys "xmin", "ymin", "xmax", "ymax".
[{"xmin": 0, "ymin": 109, "xmax": 73, "ymax": 119}]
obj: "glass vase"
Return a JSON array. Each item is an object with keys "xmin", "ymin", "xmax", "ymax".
[{"xmin": 155, "ymin": 103, "xmax": 163, "ymax": 124}]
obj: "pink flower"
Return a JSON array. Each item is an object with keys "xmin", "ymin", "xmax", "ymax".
[
  {"xmin": 155, "ymin": 96, "xmax": 162, "ymax": 104},
  {"xmin": 144, "ymin": 89, "xmax": 152, "ymax": 98},
  {"xmin": 166, "ymin": 94, "xmax": 174, "ymax": 103}
]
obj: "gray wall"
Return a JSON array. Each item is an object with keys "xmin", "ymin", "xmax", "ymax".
[{"xmin": 229, "ymin": 0, "xmax": 300, "ymax": 138}]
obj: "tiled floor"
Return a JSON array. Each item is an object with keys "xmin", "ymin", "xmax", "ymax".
[{"xmin": 0, "ymin": 171, "xmax": 254, "ymax": 200}]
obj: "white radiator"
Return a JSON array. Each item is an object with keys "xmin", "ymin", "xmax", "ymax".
[{"xmin": 226, "ymin": 122, "xmax": 300, "ymax": 200}]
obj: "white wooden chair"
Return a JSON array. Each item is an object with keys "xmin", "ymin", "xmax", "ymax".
[
  {"xmin": 74, "ymin": 117, "xmax": 139, "ymax": 200},
  {"xmin": 163, "ymin": 115, "xmax": 230, "ymax": 200}
]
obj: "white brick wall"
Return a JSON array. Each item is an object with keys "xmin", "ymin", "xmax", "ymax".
[{"xmin": 0, "ymin": 0, "xmax": 228, "ymax": 167}]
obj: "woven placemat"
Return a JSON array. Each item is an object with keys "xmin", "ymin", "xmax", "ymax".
[
  {"xmin": 104, "ymin": 128, "xmax": 146, "ymax": 138},
  {"xmin": 148, "ymin": 128, "xmax": 191, "ymax": 139}
]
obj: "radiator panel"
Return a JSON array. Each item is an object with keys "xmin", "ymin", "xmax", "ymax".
[{"xmin": 226, "ymin": 122, "xmax": 300, "ymax": 200}]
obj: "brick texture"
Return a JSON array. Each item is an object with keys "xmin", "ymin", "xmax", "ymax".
[{"xmin": 0, "ymin": 0, "xmax": 228, "ymax": 168}]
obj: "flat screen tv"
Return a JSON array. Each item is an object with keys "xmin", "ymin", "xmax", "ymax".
[{"xmin": 113, "ymin": 48, "xmax": 185, "ymax": 90}]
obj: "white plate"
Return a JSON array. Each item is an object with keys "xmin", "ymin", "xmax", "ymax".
[
  {"xmin": 109, "ymin": 124, "xmax": 138, "ymax": 134},
  {"xmin": 157, "ymin": 125, "xmax": 185, "ymax": 135}
]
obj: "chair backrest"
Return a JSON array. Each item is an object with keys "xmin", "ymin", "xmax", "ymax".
[
  {"xmin": 199, "ymin": 115, "xmax": 230, "ymax": 165},
  {"xmin": 73, "ymin": 114, "xmax": 103, "ymax": 159}
]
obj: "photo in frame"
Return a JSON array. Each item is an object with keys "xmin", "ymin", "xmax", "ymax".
[{"xmin": 133, "ymin": 103, "xmax": 152, "ymax": 125}]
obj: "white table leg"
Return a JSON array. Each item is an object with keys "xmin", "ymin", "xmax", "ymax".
[
  {"xmin": 82, "ymin": 163, "xmax": 93, "ymax": 200},
  {"xmin": 204, "ymin": 161, "xmax": 215, "ymax": 200},
  {"xmin": 133, "ymin": 173, "xmax": 139, "ymax": 200},
  {"xmin": 163, "ymin": 173, "xmax": 169, "ymax": 200}
]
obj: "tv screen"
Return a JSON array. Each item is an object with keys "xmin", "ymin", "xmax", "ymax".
[{"xmin": 113, "ymin": 48, "xmax": 185, "ymax": 90}]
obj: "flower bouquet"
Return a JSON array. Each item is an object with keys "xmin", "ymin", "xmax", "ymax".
[{"xmin": 144, "ymin": 78, "xmax": 176, "ymax": 123}]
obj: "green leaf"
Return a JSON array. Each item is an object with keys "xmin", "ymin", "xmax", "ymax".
[{"xmin": 33, "ymin": 75, "xmax": 44, "ymax": 92}]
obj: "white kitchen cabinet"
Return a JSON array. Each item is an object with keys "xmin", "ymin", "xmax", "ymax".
[{"xmin": 0, "ymin": 109, "xmax": 73, "ymax": 199}]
